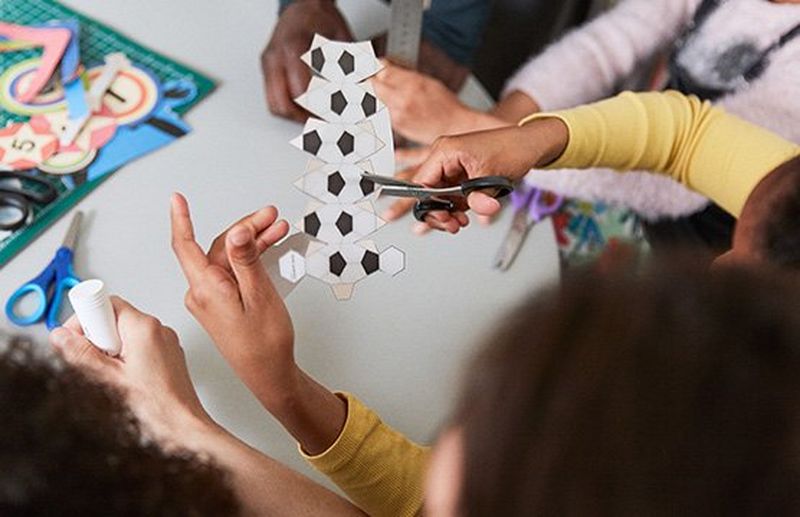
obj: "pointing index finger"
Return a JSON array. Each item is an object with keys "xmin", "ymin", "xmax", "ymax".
[{"xmin": 170, "ymin": 193, "xmax": 210, "ymax": 284}]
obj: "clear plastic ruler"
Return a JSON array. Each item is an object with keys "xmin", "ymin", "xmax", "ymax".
[{"xmin": 386, "ymin": 0, "xmax": 428, "ymax": 69}]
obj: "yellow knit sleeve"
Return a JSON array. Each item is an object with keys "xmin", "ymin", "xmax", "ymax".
[
  {"xmin": 520, "ymin": 91, "xmax": 800, "ymax": 216},
  {"xmin": 301, "ymin": 393, "xmax": 429, "ymax": 517}
]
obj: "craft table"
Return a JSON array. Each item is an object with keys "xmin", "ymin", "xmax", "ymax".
[{"xmin": 0, "ymin": 0, "xmax": 559, "ymax": 488}]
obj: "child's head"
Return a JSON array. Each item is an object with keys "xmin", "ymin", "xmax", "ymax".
[
  {"xmin": 0, "ymin": 335, "xmax": 239, "ymax": 515},
  {"xmin": 426, "ymin": 260, "xmax": 800, "ymax": 516},
  {"xmin": 720, "ymin": 155, "xmax": 800, "ymax": 269}
]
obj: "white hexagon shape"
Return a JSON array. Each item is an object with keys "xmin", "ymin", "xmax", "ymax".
[
  {"xmin": 300, "ymin": 34, "xmax": 382, "ymax": 83},
  {"xmin": 294, "ymin": 162, "xmax": 378, "ymax": 204},
  {"xmin": 291, "ymin": 119, "xmax": 384, "ymax": 165},
  {"xmin": 279, "ymin": 250, "xmax": 306, "ymax": 283},
  {"xmin": 306, "ymin": 243, "xmax": 372, "ymax": 285},
  {"xmin": 294, "ymin": 76, "xmax": 384, "ymax": 124},
  {"xmin": 379, "ymin": 246, "xmax": 405, "ymax": 276},
  {"xmin": 297, "ymin": 203, "xmax": 383, "ymax": 245}
]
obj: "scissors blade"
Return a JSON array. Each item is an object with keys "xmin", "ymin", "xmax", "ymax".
[
  {"xmin": 61, "ymin": 211, "xmax": 83, "ymax": 250},
  {"xmin": 493, "ymin": 209, "xmax": 533, "ymax": 271}
]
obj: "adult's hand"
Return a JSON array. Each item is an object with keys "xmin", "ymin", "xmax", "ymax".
[
  {"xmin": 372, "ymin": 61, "xmax": 508, "ymax": 145},
  {"xmin": 386, "ymin": 118, "xmax": 569, "ymax": 233},
  {"xmin": 261, "ymin": 0, "xmax": 353, "ymax": 121}
]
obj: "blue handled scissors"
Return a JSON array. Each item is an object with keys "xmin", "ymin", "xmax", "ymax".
[
  {"xmin": 5, "ymin": 211, "xmax": 82, "ymax": 330},
  {"xmin": 493, "ymin": 184, "xmax": 563, "ymax": 270}
]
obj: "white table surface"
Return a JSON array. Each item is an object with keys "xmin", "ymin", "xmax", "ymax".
[{"xmin": 0, "ymin": 0, "xmax": 559, "ymax": 486}]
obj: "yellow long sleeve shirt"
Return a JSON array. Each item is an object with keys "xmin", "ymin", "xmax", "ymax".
[
  {"xmin": 522, "ymin": 90, "xmax": 800, "ymax": 217},
  {"xmin": 301, "ymin": 92, "xmax": 800, "ymax": 517}
]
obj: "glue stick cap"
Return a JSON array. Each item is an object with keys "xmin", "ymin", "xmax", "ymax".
[{"xmin": 68, "ymin": 279, "xmax": 122, "ymax": 356}]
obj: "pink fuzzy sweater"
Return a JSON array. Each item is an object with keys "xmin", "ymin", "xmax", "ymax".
[{"xmin": 503, "ymin": 0, "xmax": 800, "ymax": 219}]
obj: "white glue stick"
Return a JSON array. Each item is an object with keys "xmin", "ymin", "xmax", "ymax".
[{"xmin": 68, "ymin": 279, "xmax": 122, "ymax": 356}]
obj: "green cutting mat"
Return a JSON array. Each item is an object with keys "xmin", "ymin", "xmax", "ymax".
[{"xmin": 0, "ymin": 0, "xmax": 216, "ymax": 266}]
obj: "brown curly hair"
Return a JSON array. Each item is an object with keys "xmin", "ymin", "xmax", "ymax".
[{"xmin": 0, "ymin": 336, "xmax": 240, "ymax": 516}]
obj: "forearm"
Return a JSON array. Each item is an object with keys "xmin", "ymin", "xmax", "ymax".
[
  {"xmin": 170, "ymin": 416, "xmax": 362, "ymax": 516},
  {"xmin": 490, "ymin": 90, "xmax": 541, "ymax": 123},
  {"xmin": 265, "ymin": 368, "xmax": 348, "ymax": 456},
  {"xmin": 525, "ymin": 91, "xmax": 800, "ymax": 215}
]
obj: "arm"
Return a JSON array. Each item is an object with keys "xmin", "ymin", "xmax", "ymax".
[
  {"xmin": 397, "ymin": 91, "xmax": 800, "ymax": 232},
  {"xmin": 169, "ymin": 195, "xmax": 428, "ymax": 516},
  {"xmin": 50, "ymin": 298, "xmax": 364, "ymax": 516},
  {"xmin": 529, "ymin": 91, "xmax": 800, "ymax": 216},
  {"xmin": 261, "ymin": 0, "xmax": 353, "ymax": 121},
  {"xmin": 493, "ymin": 0, "xmax": 698, "ymax": 120}
]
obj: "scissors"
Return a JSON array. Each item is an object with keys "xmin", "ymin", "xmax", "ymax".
[
  {"xmin": 0, "ymin": 171, "xmax": 58, "ymax": 231},
  {"xmin": 5, "ymin": 211, "xmax": 83, "ymax": 330},
  {"xmin": 364, "ymin": 173, "xmax": 514, "ymax": 222},
  {"xmin": 493, "ymin": 184, "xmax": 563, "ymax": 270}
]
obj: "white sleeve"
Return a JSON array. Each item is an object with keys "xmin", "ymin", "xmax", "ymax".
[
  {"xmin": 716, "ymin": 40, "xmax": 800, "ymax": 145},
  {"xmin": 502, "ymin": 0, "xmax": 699, "ymax": 111}
]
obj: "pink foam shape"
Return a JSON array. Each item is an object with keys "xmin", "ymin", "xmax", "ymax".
[{"xmin": 0, "ymin": 22, "xmax": 71, "ymax": 103}]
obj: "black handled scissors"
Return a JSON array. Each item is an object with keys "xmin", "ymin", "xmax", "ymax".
[
  {"xmin": 0, "ymin": 171, "xmax": 58, "ymax": 231},
  {"xmin": 364, "ymin": 173, "xmax": 514, "ymax": 222}
]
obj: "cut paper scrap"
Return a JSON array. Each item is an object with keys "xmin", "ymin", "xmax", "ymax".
[
  {"xmin": 0, "ymin": 58, "xmax": 67, "ymax": 115},
  {"xmin": 73, "ymin": 78, "xmax": 194, "ymax": 183},
  {"xmin": 88, "ymin": 53, "xmax": 130, "ymax": 112},
  {"xmin": 301, "ymin": 35, "xmax": 382, "ymax": 83},
  {"xmin": 32, "ymin": 110, "xmax": 117, "ymax": 152},
  {"xmin": 295, "ymin": 76, "xmax": 384, "ymax": 124},
  {"xmin": 87, "ymin": 63, "xmax": 161, "ymax": 126},
  {"xmin": 0, "ymin": 120, "xmax": 58, "ymax": 170},
  {"xmin": 0, "ymin": 22, "xmax": 71, "ymax": 103},
  {"xmin": 38, "ymin": 148, "xmax": 96, "ymax": 176}
]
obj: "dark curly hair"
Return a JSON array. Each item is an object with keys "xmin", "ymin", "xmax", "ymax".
[
  {"xmin": 456, "ymin": 259, "xmax": 800, "ymax": 516},
  {"xmin": 0, "ymin": 335, "xmax": 240, "ymax": 516}
]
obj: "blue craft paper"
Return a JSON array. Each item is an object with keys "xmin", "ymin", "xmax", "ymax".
[{"xmin": 63, "ymin": 77, "xmax": 88, "ymax": 121}]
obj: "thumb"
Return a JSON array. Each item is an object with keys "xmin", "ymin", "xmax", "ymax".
[
  {"xmin": 50, "ymin": 326, "xmax": 117, "ymax": 382},
  {"xmin": 226, "ymin": 223, "xmax": 271, "ymax": 305},
  {"xmin": 467, "ymin": 192, "xmax": 502, "ymax": 217}
]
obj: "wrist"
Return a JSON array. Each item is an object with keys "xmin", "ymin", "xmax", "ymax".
[{"xmin": 518, "ymin": 116, "xmax": 569, "ymax": 168}]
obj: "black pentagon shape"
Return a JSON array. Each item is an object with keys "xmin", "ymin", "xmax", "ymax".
[
  {"xmin": 335, "ymin": 212, "xmax": 353, "ymax": 236},
  {"xmin": 361, "ymin": 250, "xmax": 380, "ymax": 275},
  {"xmin": 336, "ymin": 132, "xmax": 354, "ymax": 156},
  {"xmin": 303, "ymin": 130, "xmax": 322, "ymax": 155},
  {"xmin": 359, "ymin": 177, "xmax": 375, "ymax": 196},
  {"xmin": 338, "ymin": 50, "xmax": 355, "ymax": 75},
  {"xmin": 329, "ymin": 252, "xmax": 346, "ymax": 277},
  {"xmin": 311, "ymin": 47, "xmax": 325, "ymax": 73},
  {"xmin": 304, "ymin": 212, "xmax": 321, "ymax": 237},
  {"xmin": 330, "ymin": 91, "xmax": 347, "ymax": 115},
  {"xmin": 361, "ymin": 92, "xmax": 377, "ymax": 117},
  {"xmin": 327, "ymin": 171, "xmax": 345, "ymax": 196}
]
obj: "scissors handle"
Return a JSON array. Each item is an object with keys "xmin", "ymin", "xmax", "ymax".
[
  {"xmin": 413, "ymin": 177, "xmax": 514, "ymax": 222},
  {"xmin": 5, "ymin": 247, "xmax": 80, "ymax": 330},
  {"xmin": 460, "ymin": 176, "xmax": 514, "ymax": 199}
]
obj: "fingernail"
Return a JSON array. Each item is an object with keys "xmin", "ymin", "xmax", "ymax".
[
  {"xmin": 229, "ymin": 226, "xmax": 250, "ymax": 246},
  {"xmin": 413, "ymin": 223, "xmax": 428, "ymax": 235},
  {"xmin": 50, "ymin": 327, "xmax": 71, "ymax": 347},
  {"xmin": 381, "ymin": 210, "xmax": 395, "ymax": 221}
]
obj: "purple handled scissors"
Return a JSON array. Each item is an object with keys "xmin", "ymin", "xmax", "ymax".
[{"xmin": 493, "ymin": 184, "xmax": 563, "ymax": 270}]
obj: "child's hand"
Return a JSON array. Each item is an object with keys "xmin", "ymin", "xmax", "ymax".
[
  {"xmin": 169, "ymin": 194, "xmax": 298, "ymax": 410},
  {"xmin": 50, "ymin": 296, "xmax": 215, "ymax": 446},
  {"xmin": 386, "ymin": 118, "xmax": 569, "ymax": 233}
]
